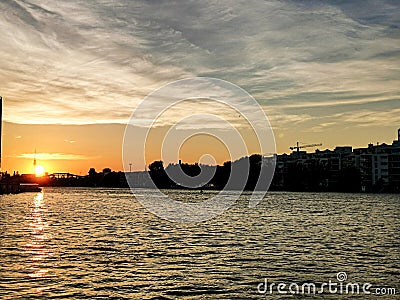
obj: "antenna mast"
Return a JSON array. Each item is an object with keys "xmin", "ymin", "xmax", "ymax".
[{"xmin": 33, "ymin": 148, "xmax": 37, "ymax": 175}]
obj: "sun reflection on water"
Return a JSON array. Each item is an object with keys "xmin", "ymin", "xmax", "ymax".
[{"xmin": 24, "ymin": 192, "xmax": 55, "ymax": 286}]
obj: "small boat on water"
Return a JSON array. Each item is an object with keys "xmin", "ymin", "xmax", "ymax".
[{"xmin": 18, "ymin": 183, "xmax": 42, "ymax": 193}]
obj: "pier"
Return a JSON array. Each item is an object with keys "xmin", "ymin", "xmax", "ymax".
[
  {"xmin": 0, "ymin": 182, "xmax": 20, "ymax": 194},
  {"xmin": 0, "ymin": 181, "xmax": 41, "ymax": 194}
]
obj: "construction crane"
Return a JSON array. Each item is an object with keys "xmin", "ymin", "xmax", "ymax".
[{"xmin": 290, "ymin": 142, "xmax": 322, "ymax": 153}]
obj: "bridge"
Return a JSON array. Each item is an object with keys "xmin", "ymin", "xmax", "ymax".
[{"xmin": 49, "ymin": 173, "xmax": 84, "ymax": 179}]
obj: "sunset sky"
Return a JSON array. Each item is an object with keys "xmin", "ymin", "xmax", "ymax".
[{"xmin": 1, "ymin": 0, "xmax": 399, "ymax": 175}]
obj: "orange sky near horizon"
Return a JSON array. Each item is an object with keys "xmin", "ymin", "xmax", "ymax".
[{"xmin": 2, "ymin": 119, "xmax": 399, "ymax": 175}]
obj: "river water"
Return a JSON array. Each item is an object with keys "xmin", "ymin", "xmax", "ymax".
[{"xmin": 0, "ymin": 188, "xmax": 399, "ymax": 299}]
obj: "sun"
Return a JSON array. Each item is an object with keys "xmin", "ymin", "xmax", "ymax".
[{"xmin": 35, "ymin": 165, "xmax": 46, "ymax": 177}]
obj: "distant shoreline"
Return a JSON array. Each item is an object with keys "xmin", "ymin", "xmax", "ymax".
[{"xmin": 31, "ymin": 185, "xmax": 400, "ymax": 195}]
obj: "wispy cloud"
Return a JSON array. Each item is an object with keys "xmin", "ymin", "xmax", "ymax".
[
  {"xmin": 64, "ymin": 139, "xmax": 76, "ymax": 144},
  {"xmin": 0, "ymin": 0, "xmax": 398, "ymax": 130},
  {"xmin": 332, "ymin": 108, "xmax": 400, "ymax": 128},
  {"xmin": 17, "ymin": 153, "xmax": 91, "ymax": 160}
]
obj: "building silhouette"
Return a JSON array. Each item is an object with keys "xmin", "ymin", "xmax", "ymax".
[{"xmin": 273, "ymin": 128, "xmax": 400, "ymax": 192}]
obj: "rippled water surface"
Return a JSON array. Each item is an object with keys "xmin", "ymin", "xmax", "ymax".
[{"xmin": 1, "ymin": 188, "xmax": 399, "ymax": 299}]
